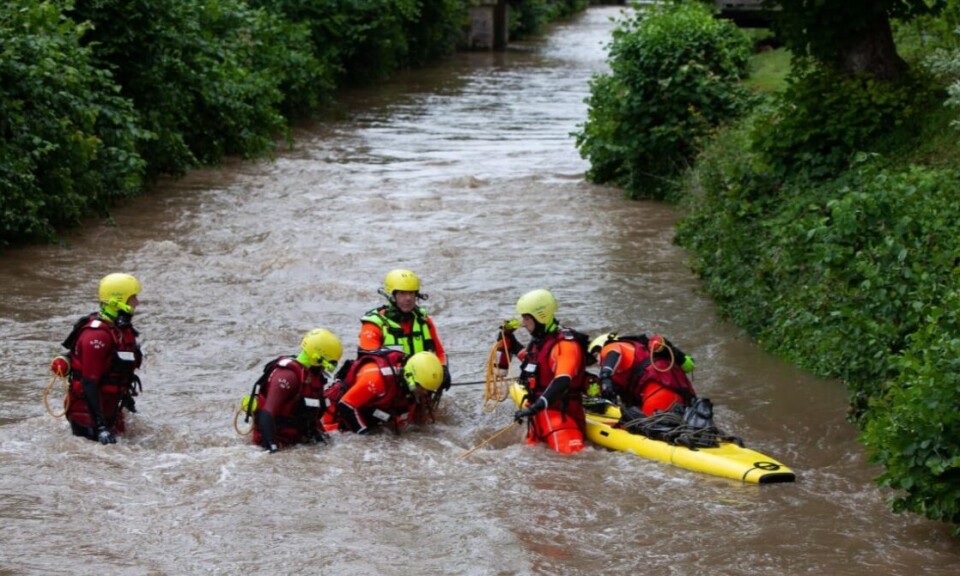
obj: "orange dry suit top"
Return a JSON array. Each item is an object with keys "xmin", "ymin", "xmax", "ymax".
[
  {"xmin": 329, "ymin": 350, "xmax": 429, "ymax": 434},
  {"xmin": 597, "ymin": 336, "xmax": 696, "ymax": 415}
]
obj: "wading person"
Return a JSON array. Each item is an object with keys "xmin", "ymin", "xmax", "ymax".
[
  {"xmin": 324, "ymin": 350, "xmax": 444, "ymax": 435},
  {"xmin": 496, "ymin": 289, "xmax": 590, "ymax": 454},
  {"xmin": 58, "ymin": 273, "xmax": 144, "ymax": 444},
  {"xmin": 249, "ymin": 328, "xmax": 343, "ymax": 453},
  {"xmin": 359, "ymin": 269, "xmax": 450, "ymax": 391}
]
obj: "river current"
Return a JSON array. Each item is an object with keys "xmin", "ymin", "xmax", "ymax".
[{"xmin": 1, "ymin": 7, "xmax": 958, "ymax": 575}]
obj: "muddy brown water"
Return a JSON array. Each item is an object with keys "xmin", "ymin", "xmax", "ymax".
[{"xmin": 1, "ymin": 7, "xmax": 958, "ymax": 575}]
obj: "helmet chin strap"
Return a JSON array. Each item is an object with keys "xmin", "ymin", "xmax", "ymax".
[
  {"xmin": 99, "ymin": 304, "xmax": 119, "ymax": 322},
  {"xmin": 530, "ymin": 319, "xmax": 559, "ymax": 339},
  {"xmin": 115, "ymin": 311, "xmax": 133, "ymax": 328}
]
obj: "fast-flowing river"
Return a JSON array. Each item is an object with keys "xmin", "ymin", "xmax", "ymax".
[{"xmin": 1, "ymin": 7, "xmax": 958, "ymax": 575}]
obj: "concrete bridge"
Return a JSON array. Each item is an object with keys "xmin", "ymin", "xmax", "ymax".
[{"xmin": 467, "ymin": 1, "xmax": 510, "ymax": 50}]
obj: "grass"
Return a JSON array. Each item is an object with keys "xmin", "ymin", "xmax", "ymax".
[{"xmin": 743, "ymin": 47, "xmax": 791, "ymax": 93}]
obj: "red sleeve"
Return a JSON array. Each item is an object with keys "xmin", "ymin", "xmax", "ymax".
[{"xmin": 262, "ymin": 367, "xmax": 302, "ymax": 417}]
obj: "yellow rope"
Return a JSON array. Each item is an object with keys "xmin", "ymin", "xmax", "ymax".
[
  {"xmin": 460, "ymin": 420, "xmax": 519, "ymax": 459},
  {"xmin": 650, "ymin": 337, "xmax": 676, "ymax": 373},
  {"xmin": 42, "ymin": 374, "xmax": 69, "ymax": 418},
  {"xmin": 233, "ymin": 403, "xmax": 254, "ymax": 435},
  {"xmin": 483, "ymin": 334, "xmax": 513, "ymax": 412}
]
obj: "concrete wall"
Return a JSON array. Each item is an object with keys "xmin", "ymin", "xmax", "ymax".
[{"xmin": 467, "ymin": 2, "xmax": 509, "ymax": 50}]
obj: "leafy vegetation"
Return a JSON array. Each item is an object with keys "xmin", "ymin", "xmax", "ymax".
[
  {"xmin": 574, "ymin": 1, "xmax": 753, "ymax": 199},
  {"xmin": 662, "ymin": 1, "xmax": 960, "ymax": 535},
  {"xmin": 0, "ymin": 1, "xmax": 145, "ymax": 245},
  {"xmin": 0, "ymin": 0, "xmax": 491, "ymax": 247}
]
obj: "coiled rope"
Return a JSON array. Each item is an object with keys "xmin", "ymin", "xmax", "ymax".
[
  {"xmin": 233, "ymin": 397, "xmax": 254, "ymax": 435},
  {"xmin": 482, "ymin": 333, "xmax": 513, "ymax": 412},
  {"xmin": 649, "ymin": 337, "xmax": 675, "ymax": 373},
  {"xmin": 42, "ymin": 374, "xmax": 70, "ymax": 418}
]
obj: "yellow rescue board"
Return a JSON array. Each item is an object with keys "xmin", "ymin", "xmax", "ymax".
[{"xmin": 510, "ymin": 383, "xmax": 795, "ymax": 484}]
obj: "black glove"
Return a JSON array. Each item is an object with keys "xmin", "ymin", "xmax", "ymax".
[
  {"xmin": 496, "ymin": 331, "xmax": 522, "ymax": 356},
  {"xmin": 312, "ymin": 429, "xmax": 330, "ymax": 445},
  {"xmin": 96, "ymin": 426, "xmax": 116, "ymax": 445},
  {"xmin": 441, "ymin": 365, "xmax": 451, "ymax": 392},
  {"xmin": 121, "ymin": 394, "xmax": 137, "ymax": 413},
  {"xmin": 513, "ymin": 397, "xmax": 546, "ymax": 423},
  {"xmin": 600, "ymin": 378, "xmax": 617, "ymax": 401}
]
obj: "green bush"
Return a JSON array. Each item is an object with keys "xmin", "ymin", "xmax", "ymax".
[
  {"xmin": 575, "ymin": 0, "xmax": 753, "ymax": 199},
  {"xmin": 511, "ymin": 0, "xmax": 588, "ymax": 40},
  {"xmin": 1, "ymin": 0, "xmax": 145, "ymax": 246},
  {"xmin": 678, "ymin": 139, "xmax": 960, "ymax": 531},
  {"xmin": 69, "ymin": 0, "xmax": 299, "ymax": 176},
  {"xmin": 861, "ymin": 278, "xmax": 960, "ymax": 534},
  {"xmin": 750, "ymin": 59, "xmax": 934, "ymax": 181},
  {"xmin": 257, "ymin": 0, "xmax": 465, "ymax": 87}
]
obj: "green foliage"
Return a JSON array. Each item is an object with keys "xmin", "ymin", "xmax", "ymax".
[
  {"xmin": 511, "ymin": 0, "xmax": 588, "ymax": 40},
  {"xmin": 575, "ymin": 1, "xmax": 753, "ymax": 199},
  {"xmin": 68, "ymin": 0, "xmax": 299, "ymax": 176},
  {"xmin": 404, "ymin": 0, "xmax": 468, "ymax": 67},
  {"xmin": 678, "ymin": 115, "xmax": 960, "ymax": 530},
  {"xmin": 922, "ymin": 12, "xmax": 960, "ymax": 132},
  {"xmin": 0, "ymin": 0, "xmax": 145, "ymax": 246},
  {"xmin": 861, "ymin": 274, "xmax": 960, "ymax": 534},
  {"xmin": 893, "ymin": 0, "xmax": 960, "ymax": 65},
  {"xmin": 743, "ymin": 47, "xmax": 791, "ymax": 94},
  {"xmin": 750, "ymin": 60, "xmax": 935, "ymax": 181},
  {"xmin": 256, "ymin": 0, "xmax": 465, "ymax": 86},
  {"xmin": 772, "ymin": 0, "xmax": 946, "ymax": 65}
]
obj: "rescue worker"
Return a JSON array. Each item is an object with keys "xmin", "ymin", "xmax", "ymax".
[
  {"xmin": 251, "ymin": 328, "xmax": 343, "ymax": 453},
  {"xmin": 359, "ymin": 269, "xmax": 450, "ymax": 392},
  {"xmin": 496, "ymin": 289, "xmax": 590, "ymax": 454},
  {"xmin": 587, "ymin": 332, "xmax": 697, "ymax": 415},
  {"xmin": 57, "ymin": 273, "xmax": 144, "ymax": 444},
  {"xmin": 327, "ymin": 350, "xmax": 444, "ymax": 435}
]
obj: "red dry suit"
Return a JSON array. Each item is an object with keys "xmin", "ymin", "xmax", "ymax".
[
  {"xmin": 63, "ymin": 313, "xmax": 142, "ymax": 436},
  {"xmin": 251, "ymin": 356, "xmax": 328, "ymax": 451}
]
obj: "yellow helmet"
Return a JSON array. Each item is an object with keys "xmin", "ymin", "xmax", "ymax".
[
  {"xmin": 98, "ymin": 273, "xmax": 141, "ymax": 315},
  {"xmin": 403, "ymin": 351, "xmax": 444, "ymax": 392},
  {"xmin": 384, "ymin": 269, "xmax": 421, "ymax": 295},
  {"xmin": 300, "ymin": 328, "xmax": 343, "ymax": 372},
  {"xmin": 589, "ymin": 333, "xmax": 618, "ymax": 355},
  {"xmin": 515, "ymin": 289, "xmax": 557, "ymax": 326}
]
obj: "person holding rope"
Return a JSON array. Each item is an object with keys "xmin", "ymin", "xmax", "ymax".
[
  {"xmin": 55, "ymin": 273, "xmax": 144, "ymax": 444},
  {"xmin": 358, "ymin": 269, "xmax": 451, "ymax": 394},
  {"xmin": 495, "ymin": 289, "xmax": 591, "ymax": 454},
  {"xmin": 324, "ymin": 350, "xmax": 444, "ymax": 435},
  {"xmin": 246, "ymin": 328, "xmax": 342, "ymax": 453},
  {"xmin": 587, "ymin": 332, "xmax": 697, "ymax": 416}
]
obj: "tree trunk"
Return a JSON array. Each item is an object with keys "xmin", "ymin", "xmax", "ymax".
[{"xmin": 833, "ymin": 11, "xmax": 908, "ymax": 82}]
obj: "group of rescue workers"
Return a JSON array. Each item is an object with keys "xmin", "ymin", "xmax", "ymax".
[{"xmin": 52, "ymin": 269, "xmax": 698, "ymax": 455}]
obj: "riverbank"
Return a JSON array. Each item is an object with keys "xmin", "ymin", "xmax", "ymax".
[
  {"xmin": 674, "ymin": 36, "xmax": 960, "ymax": 534},
  {"xmin": 0, "ymin": 0, "xmax": 589, "ymax": 248}
]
